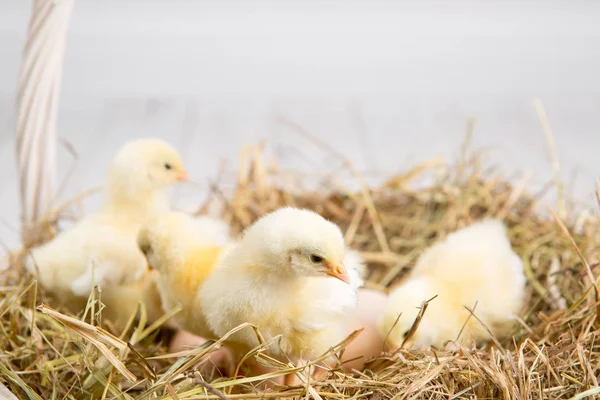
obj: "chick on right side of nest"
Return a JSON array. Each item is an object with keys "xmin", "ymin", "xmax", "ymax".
[
  {"xmin": 136, "ymin": 211, "xmax": 232, "ymax": 338},
  {"xmin": 198, "ymin": 206, "xmax": 366, "ymax": 384},
  {"xmin": 25, "ymin": 138, "xmax": 188, "ymax": 320},
  {"xmin": 378, "ymin": 218, "xmax": 526, "ymax": 351}
]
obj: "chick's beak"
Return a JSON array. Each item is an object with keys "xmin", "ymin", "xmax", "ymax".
[
  {"xmin": 175, "ymin": 170, "xmax": 189, "ymax": 181},
  {"xmin": 325, "ymin": 262, "xmax": 351, "ymax": 284}
]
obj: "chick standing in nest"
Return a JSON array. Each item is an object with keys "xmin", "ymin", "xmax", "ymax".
[
  {"xmin": 378, "ymin": 218, "xmax": 525, "ymax": 351},
  {"xmin": 136, "ymin": 211, "xmax": 231, "ymax": 337},
  {"xmin": 25, "ymin": 138, "xmax": 188, "ymax": 328},
  {"xmin": 136, "ymin": 211, "xmax": 234, "ymax": 373},
  {"xmin": 198, "ymin": 207, "xmax": 365, "ymax": 384}
]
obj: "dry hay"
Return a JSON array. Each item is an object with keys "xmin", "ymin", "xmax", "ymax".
[{"xmin": 1, "ymin": 142, "xmax": 600, "ymax": 400}]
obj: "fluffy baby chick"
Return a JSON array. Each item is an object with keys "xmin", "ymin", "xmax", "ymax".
[
  {"xmin": 25, "ymin": 138, "xmax": 188, "ymax": 311},
  {"xmin": 136, "ymin": 211, "xmax": 231, "ymax": 337},
  {"xmin": 379, "ymin": 218, "xmax": 525, "ymax": 351},
  {"xmin": 199, "ymin": 207, "xmax": 363, "ymax": 382}
]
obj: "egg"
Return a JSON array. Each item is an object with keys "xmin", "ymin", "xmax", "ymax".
[
  {"xmin": 340, "ymin": 288, "xmax": 388, "ymax": 372},
  {"xmin": 168, "ymin": 329, "xmax": 234, "ymax": 376}
]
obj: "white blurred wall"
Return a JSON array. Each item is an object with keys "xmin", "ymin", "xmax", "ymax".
[{"xmin": 1, "ymin": 0, "xmax": 599, "ymax": 249}]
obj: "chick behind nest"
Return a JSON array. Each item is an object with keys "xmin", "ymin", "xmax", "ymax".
[
  {"xmin": 25, "ymin": 138, "xmax": 189, "ymax": 318},
  {"xmin": 379, "ymin": 218, "xmax": 526, "ymax": 350}
]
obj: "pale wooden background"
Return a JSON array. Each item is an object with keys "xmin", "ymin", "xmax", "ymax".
[{"xmin": 1, "ymin": 0, "xmax": 600, "ymax": 251}]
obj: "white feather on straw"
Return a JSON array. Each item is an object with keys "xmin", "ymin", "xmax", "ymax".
[{"xmin": 15, "ymin": 0, "xmax": 75, "ymax": 245}]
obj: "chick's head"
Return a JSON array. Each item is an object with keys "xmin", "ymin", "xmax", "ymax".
[
  {"xmin": 243, "ymin": 207, "xmax": 350, "ymax": 284},
  {"xmin": 108, "ymin": 138, "xmax": 188, "ymax": 194},
  {"xmin": 137, "ymin": 212, "xmax": 198, "ymax": 272}
]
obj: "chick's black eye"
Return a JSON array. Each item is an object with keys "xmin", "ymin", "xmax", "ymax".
[
  {"xmin": 140, "ymin": 244, "xmax": 151, "ymax": 255},
  {"xmin": 310, "ymin": 254, "xmax": 324, "ymax": 263},
  {"xmin": 164, "ymin": 163, "xmax": 172, "ymax": 170},
  {"xmin": 403, "ymin": 330, "xmax": 410, "ymax": 338}
]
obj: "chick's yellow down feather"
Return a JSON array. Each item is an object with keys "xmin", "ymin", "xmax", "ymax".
[
  {"xmin": 25, "ymin": 138, "xmax": 188, "ymax": 318},
  {"xmin": 379, "ymin": 218, "xmax": 525, "ymax": 350},
  {"xmin": 137, "ymin": 211, "xmax": 231, "ymax": 337},
  {"xmin": 199, "ymin": 207, "xmax": 365, "ymax": 368}
]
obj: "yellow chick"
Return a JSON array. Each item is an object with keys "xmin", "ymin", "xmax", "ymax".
[
  {"xmin": 136, "ymin": 211, "xmax": 231, "ymax": 337},
  {"xmin": 378, "ymin": 218, "xmax": 525, "ymax": 351},
  {"xmin": 25, "ymin": 138, "xmax": 188, "ymax": 313},
  {"xmin": 198, "ymin": 207, "xmax": 364, "ymax": 382}
]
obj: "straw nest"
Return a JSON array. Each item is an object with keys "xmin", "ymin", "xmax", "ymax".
[{"xmin": 2, "ymin": 142, "xmax": 600, "ymax": 400}]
